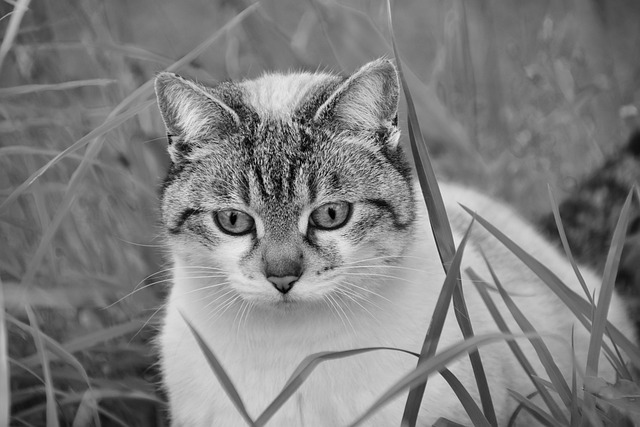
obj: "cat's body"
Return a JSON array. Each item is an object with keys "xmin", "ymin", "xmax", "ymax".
[{"xmin": 154, "ymin": 60, "xmax": 635, "ymax": 426}]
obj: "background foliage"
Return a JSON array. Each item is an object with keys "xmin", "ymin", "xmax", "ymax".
[{"xmin": 1, "ymin": 0, "xmax": 640, "ymax": 425}]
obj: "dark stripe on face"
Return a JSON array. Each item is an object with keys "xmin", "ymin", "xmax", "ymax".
[
  {"xmin": 161, "ymin": 162, "xmax": 186, "ymax": 197},
  {"xmin": 169, "ymin": 208, "xmax": 203, "ymax": 234},
  {"xmin": 364, "ymin": 198, "xmax": 412, "ymax": 230},
  {"xmin": 380, "ymin": 144, "xmax": 413, "ymax": 184},
  {"xmin": 253, "ymin": 163, "xmax": 270, "ymax": 198},
  {"xmin": 238, "ymin": 173, "xmax": 251, "ymax": 205},
  {"xmin": 307, "ymin": 174, "xmax": 318, "ymax": 205}
]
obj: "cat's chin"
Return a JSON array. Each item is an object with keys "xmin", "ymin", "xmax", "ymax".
[{"xmin": 238, "ymin": 291, "xmax": 327, "ymax": 309}]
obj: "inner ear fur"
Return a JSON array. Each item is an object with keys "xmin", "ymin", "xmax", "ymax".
[
  {"xmin": 154, "ymin": 73, "xmax": 241, "ymax": 163},
  {"xmin": 314, "ymin": 58, "xmax": 399, "ymax": 131}
]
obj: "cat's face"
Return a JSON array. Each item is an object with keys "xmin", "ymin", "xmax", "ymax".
[{"xmin": 155, "ymin": 59, "xmax": 416, "ymax": 306}]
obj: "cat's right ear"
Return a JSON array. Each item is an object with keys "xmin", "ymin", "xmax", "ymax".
[
  {"xmin": 314, "ymin": 59, "xmax": 399, "ymax": 133},
  {"xmin": 154, "ymin": 73, "xmax": 240, "ymax": 163}
]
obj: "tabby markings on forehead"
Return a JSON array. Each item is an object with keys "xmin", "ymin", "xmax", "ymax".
[{"xmin": 240, "ymin": 72, "xmax": 338, "ymax": 120}]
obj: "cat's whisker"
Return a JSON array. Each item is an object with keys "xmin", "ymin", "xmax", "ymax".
[
  {"xmin": 173, "ymin": 265, "xmax": 227, "ymax": 273},
  {"xmin": 113, "ymin": 274, "xmax": 223, "ymax": 308},
  {"xmin": 237, "ymin": 300, "xmax": 251, "ymax": 336},
  {"xmin": 336, "ymin": 264, "xmax": 428, "ymax": 274},
  {"xmin": 332, "ymin": 292, "xmax": 357, "ymax": 334},
  {"xmin": 107, "ymin": 267, "xmax": 179, "ymax": 307},
  {"xmin": 340, "ymin": 254, "xmax": 426, "ymax": 266},
  {"xmin": 107, "ymin": 280, "xmax": 169, "ymax": 308},
  {"xmin": 132, "ymin": 302, "xmax": 169, "ymax": 341},
  {"xmin": 338, "ymin": 271, "xmax": 418, "ymax": 285},
  {"xmin": 170, "ymin": 282, "xmax": 232, "ymax": 304},
  {"xmin": 323, "ymin": 295, "xmax": 347, "ymax": 331},
  {"xmin": 201, "ymin": 286, "xmax": 236, "ymax": 311},
  {"xmin": 238, "ymin": 301, "xmax": 254, "ymax": 336},
  {"xmin": 213, "ymin": 294, "xmax": 243, "ymax": 322},
  {"xmin": 333, "ymin": 289, "xmax": 370, "ymax": 328},
  {"xmin": 340, "ymin": 281, "xmax": 394, "ymax": 305},
  {"xmin": 233, "ymin": 300, "xmax": 247, "ymax": 335},
  {"xmin": 204, "ymin": 294, "xmax": 235, "ymax": 323},
  {"xmin": 134, "ymin": 282, "xmax": 231, "ymax": 339},
  {"xmin": 338, "ymin": 283, "xmax": 384, "ymax": 316},
  {"xmin": 172, "ymin": 274, "xmax": 228, "ymax": 282},
  {"xmin": 326, "ymin": 293, "xmax": 354, "ymax": 335}
]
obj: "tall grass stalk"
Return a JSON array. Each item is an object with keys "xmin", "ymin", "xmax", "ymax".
[
  {"xmin": 25, "ymin": 306, "xmax": 60, "ymax": 427},
  {"xmin": 0, "ymin": 0, "xmax": 31, "ymax": 74},
  {"xmin": 385, "ymin": 1, "xmax": 495, "ymax": 424},
  {"xmin": 0, "ymin": 278, "xmax": 9, "ymax": 426},
  {"xmin": 467, "ymin": 270, "xmax": 568, "ymax": 423}
]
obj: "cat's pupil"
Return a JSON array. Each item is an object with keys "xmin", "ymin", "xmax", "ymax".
[
  {"xmin": 229, "ymin": 212, "xmax": 237, "ymax": 225},
  {"xmin": 328, "ymin": 207, "xmax": 336, "ymax": 221}
]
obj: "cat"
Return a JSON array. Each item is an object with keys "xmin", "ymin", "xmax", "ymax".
[{"xmin": 154, "ymin": 58, "xmax": 635, "ymax": 426}]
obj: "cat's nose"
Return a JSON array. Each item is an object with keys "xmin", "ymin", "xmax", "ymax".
[{"xmin": 267, "ymin": 275, "xmax": 299, "ymax": 294}]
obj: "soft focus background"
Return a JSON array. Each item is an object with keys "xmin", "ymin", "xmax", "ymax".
[{"xmin": 1, "ymin": 0, "xmax": 640, "ymax": 425}]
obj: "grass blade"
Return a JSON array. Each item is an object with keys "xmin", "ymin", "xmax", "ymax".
[
  {"xmin": 586, "ymin": 190, "xmax": 634, "ymax": 377},
  {"xmin": 402, "ymin": 219, "xmax": 472, "ymax": 424},
  {"xmin": 547, "ymin": 186, "xmax": 593, "ymax": 304},
  {"xmin": 110, "ymin": 2, "xmax": 259, "ymax": 118},
  {"xmin": 19, "ymin": 317, "xmax": 146, "ymax": 368},
  {"xmin": 7, "ymin": 313, "xmax": 97, "ymax": 396},
  {"xmin": 256, "ymin": 347, "xmax": 419, "ymax": 426},
  {"xmin": 583, "ymin": 190, "xmax": 634, "ymax": 415},
  {"xmin": 450, "ymin": 264, "xmax": 497, "ymax": 425},
  {"xmin": 0, "ymin": 3, "xmax": 259, "ymax": 215},
  {"xmin": 467, "ymin": 269, "xmax": 568, "ymax": 423},
  {"xmin": 460, "ymin": 205, "xmax": 640, "ymax": 369},
  {"xmin": 0, "ymin": 278, "xmax": 9, "ymax": 426},
  {"xmin": 508, "ymin": 389, "xmax": 562, "ymax": 427},
  {"xmin": 0, "ymin": 0, "xmax": 31, "ymax": 74},
  {"xmin": 24, "ymin": 306, "xmax": 60, "ymax": 427},
  {"xmin": 433, "ymin": 418, "xmax": 469, "ymax": 427},
  {"xmin": 386, "ymin": 1, "xmax": 455, "ymax": 269},
  {"xmin": 0, "ymin": 79, "xmax": 116, "ymax": 97},
  {"xmin": 439, "ymin": 368, "xmax": 492, "ymax": 427},
  {"xmin": 480, "ymin": 253, "xmax": 573, "ymax": 409},
  {"xmin": 71, "ymin": 391, "xmax": 100, "ymax": 427},
  {"xmin": 0, "ymin": 100, "xmax": 154, "ymax": 215},
  {"xmin": 570, "ymin": 330, "xmax": 580, "ymax": 427},
  {"xmin": 348, "ymin": 333, "xmax": 519, "ymax": 427},
  {"xmin": 180, "ymin": 311, "xmax": 255, "ymax": 427}
]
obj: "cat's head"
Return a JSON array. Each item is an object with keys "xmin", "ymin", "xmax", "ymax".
[{"xmin": 155, "ymin": 59, "xmax": 416, "ymax": 306}]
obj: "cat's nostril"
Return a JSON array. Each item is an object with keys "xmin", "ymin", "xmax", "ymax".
[{"xmin": 267, "ymin": 275, "xmax": 299, "ymax": 294}]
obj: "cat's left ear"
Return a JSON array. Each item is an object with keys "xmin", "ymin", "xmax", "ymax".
[
  {"xmin": 154, "ymin": 72, "xmax": 241, "ymax": 163},
  {"xmin": 315, "ymin": 58, "xmax": 399, "ymax": 142}
]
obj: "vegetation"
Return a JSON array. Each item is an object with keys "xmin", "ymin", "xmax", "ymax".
[{"xmin": 1, "ymin": 0, "xmax": 639, "ymax": 425}]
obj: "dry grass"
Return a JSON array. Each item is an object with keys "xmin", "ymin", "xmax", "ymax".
[{"xmin": 1, "ymin": 0, "xmax": 640, "ymax": 425}]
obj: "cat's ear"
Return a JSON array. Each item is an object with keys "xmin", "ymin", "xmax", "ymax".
[
  {"xmin": 154, "ymin": 72, "xmax": 241, "ymax": 163},
  {"xmin": 314, "ymin": 58, "xmax": 399, "ymax": 133}
]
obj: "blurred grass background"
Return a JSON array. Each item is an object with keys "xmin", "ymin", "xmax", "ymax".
[{"xmin": 1, "ymin": 0, "xmax": 640, "ymax": 425}]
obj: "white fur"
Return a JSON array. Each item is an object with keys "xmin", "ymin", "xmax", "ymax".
[
  {"xmin": 241, "ymin": 72, "xmax": 331, "ymax": 120},
  {"xmin": 160, "ymin": 182, "xmax": 634, "ymax": 426}
]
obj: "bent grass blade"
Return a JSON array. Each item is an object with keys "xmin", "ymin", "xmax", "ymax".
[
  {"xmin": 180, "ymin": 310, "xmax": 256, "ymax": 427},
  {"xmin": 460, "ymin": 205, "xmax": 640, "ymax": 369}
]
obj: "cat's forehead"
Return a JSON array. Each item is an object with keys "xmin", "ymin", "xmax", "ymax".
[{"xmin": 238, "ymin": 72, "xmax": 341, "ymax": 120}]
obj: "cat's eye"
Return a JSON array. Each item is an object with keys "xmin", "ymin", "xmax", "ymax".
[
  {"xmin": 309, "ymin": 202, "xmax": 351, "ymax": 230},
  {"xmin": 214, "ymin": 209, "xmax": 255, "ymax": 235}
]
